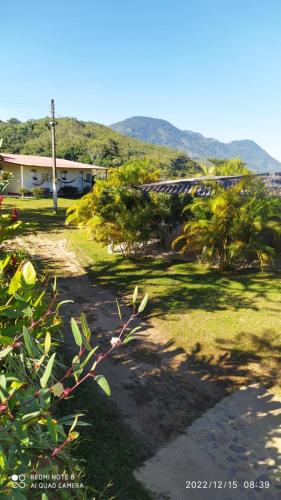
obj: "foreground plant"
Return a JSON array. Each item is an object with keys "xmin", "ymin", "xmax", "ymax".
[{"xmin": 0, "ymin": 203, "xmax": 148, "ymax": 498}]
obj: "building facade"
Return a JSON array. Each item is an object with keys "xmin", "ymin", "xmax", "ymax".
[{"xmin": 0, "ymin": 153, "xmax": 107, "ymax": 195}]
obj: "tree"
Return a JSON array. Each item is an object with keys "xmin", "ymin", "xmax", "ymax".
[
  {"xmin": 66, "ymin": 159, "xmax": 163, "ymax": 255},
  {"xmin": 0, "ymin": 170, "xmax": 13, "ymax": 193},
  {"xmin": 199, "ymin": 158, "xmax": 251, "ymax": 176},
  {"xmin": 173, "ymin": 177, "xmax": 281, "ymax": 270}
]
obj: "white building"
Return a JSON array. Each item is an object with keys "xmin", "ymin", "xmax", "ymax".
[{"xmin": 0, "ymin": 153, "xmax": 108, "ymax": 195}]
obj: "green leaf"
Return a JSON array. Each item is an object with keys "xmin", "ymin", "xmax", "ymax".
[
  {"xmin": 79, "ymin": 315, "xmax": 92, "ymax": 351},
  {"xmin": 123, "ymin": 335, "xmax": 138, "ymax": 344},
  {"xmin": 69, "ymin": 414, "xmax": 79, "ymax": 433},
  {"xmin": 8, "ymin": 268, "xmax": 22, "ymax": 295},
  {"xmin": 71, "ymin": 318, "xmax": 82, "ymax": 347},
  {"xmin": 0, "ymin": 445, "xmax": 7, "ymax": 471},
  {"xmin": 23, "ymin": 325, "xmax": 35, "ymax": 357},
  {"xmin": 22, "ymin": 261, "xmax": 36, "ymax": 285},
  {"xmin": 40, "ymin": 353, "xmax": 56, "ymax": 388},
  {"xmin": 0, "ymin": 255, "xmax": 10, "ymax": 272},
  {"xmin": 138, "ymin": 293, "xmax": 148, "ymax": 313},
  {"xmin": 90, "ymin": 360, "xmax": 97, "ymax": 372},
  {"xmin": 44, "ymin": 332, "xmax": 51, "ymax": 355},
  {"xmin": 94, "ymin": 375, "xmax": 111, "ymax": 396},
  {"xmin": 56, "ymin": 299, "xmax": 74, "ymax": 312},
  {"xmin": 59, "ymin": 413, "xmax": 87, "ymax": 426},
  {"xmin": 22, "ymin": 410, "xmax": 42, "ymax": 423},
  {"xmin": 129, "ymin": 325, "xmax": 142, "ymax": 335},
  {"xmin": 80, "ymin": 312, "xmax": 91, "ymax": 341},
  {"xmin": 116, "ymin": 299, "xmax": 122, "ymax": 320},
  {"xmin": 47, "ymin": 415, "xmax": 58, "ymax": 443},
  {"xmin": 42, "ymin": 493, "xmax": 49, "ymax": 500},
  {"xmin": 22, "ymin": 305, "xmax": 33, "ymax": 318},
  {"xmin": 80, "ymin": 346, "xmax": 98, "ymax": 370},
  {"xmin": 33, "ymin": 290, "xmax": 46, "ymax": 307},
  {"xmin": 0, "ymin": 335, "xmax": 13, "ymax": 346},
  {"xmin": 0, "ymin": 375, "xmax": 6, "ymax": 390},
  {"xmin": 69, "ymin": 431, "xmax": 79, "ymax": 441},
  {"xmin": 132, "ymin": 286, "xmax": 138, "ymax": 304},
  {"xmin": 0, "ymin": 346, "xmax": 13, "ymax": 360},
  {"xmin": 51, "ymin": 382, "xmax": 64, "ymax": 397}
]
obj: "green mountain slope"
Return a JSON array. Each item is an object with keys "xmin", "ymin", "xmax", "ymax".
[
  {"xmin": 0, "ymin": 117, "xmax": 198, "ymax": 177},
  {"xmin": 110, "ymin": 116, "xmax": 281, "ymax": 173}
]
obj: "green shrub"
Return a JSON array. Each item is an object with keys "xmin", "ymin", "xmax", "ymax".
[
  {"xmin": 0, "ymin": 170, "xmax": 13, "ymax": 193},
  {"xmin": 19, "ymin": 188, "xmax": 32, "ymax": 197},
  {"xmin": 31, "ymin": 187, "xmax": 50, "ymax": 198}
]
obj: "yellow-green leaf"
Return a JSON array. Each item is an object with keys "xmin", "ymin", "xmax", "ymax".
[
  {"xmin": 71, "ymin": 318, "xmax": 82, "ymax": 347},
  {"xmin": 51, "ymin": 382, "xmax": 64, "ymax": 397},
  {"xmin": 69, "ymin": 414, "xmax": 79, "ymax": 432},
  {"xmin": 0, "ymin": 346, "xmax": 13, "ymax": 360},
  {"xmin": 94, "ymin": 375, "xmax": 111, "ymax": 396},
  {"xmin": 22, "ymin": 261, "xmax": 36, "ymax": 285},
  {"xmin": 8, "ymin": 268, "xmax": 22, "ymax": 295},
  {"xmin": 132, "ymin": 286, "xmax": 138, "ymax": 304},
  {"xmin": 69, "ymin": 431, "xmax": 79, "ymax": 441},
  {"xmin": 138, "ymin": 293, "xmax": 148, "ymax": 313},
  {"xmin": 44, "ymin": 332, "xmax": 51, "ymax": 355},
  {"xmin": 40, "ymin": 353, "xmax": 56, "ymax": 388}
]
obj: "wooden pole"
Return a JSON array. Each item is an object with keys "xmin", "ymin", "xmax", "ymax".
[{"xmin": 49, "ymin": 99, "xmax": 58, "ymax": 213}]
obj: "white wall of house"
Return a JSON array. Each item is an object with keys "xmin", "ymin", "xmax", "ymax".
[{"xmin": 0, "ymin": 162, "xmax": 96, "ymax": 194}]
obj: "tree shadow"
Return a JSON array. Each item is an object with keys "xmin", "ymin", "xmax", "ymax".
[
  {"xmin": 84, "ymin": 256, "xmax": 281, "ymax": 317},
  {"xmin": 185, "ymin": 329, "xmax": 281, "ymax": 390},
  {"xmin": 2, "ymin": 203, "xmax": 71, "ymax": 236}
]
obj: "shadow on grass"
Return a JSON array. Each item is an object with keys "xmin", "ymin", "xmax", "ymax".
[
  {"xmin": 2, "ymin": 203, "xmax": 71, "ymax": 236},
  {"xmin": 84, "ymin": 256, "xmax": 281, "ymax": 316},
  {"xmin": 185, "ymin": 328, "xmax": 281, "ymax": 389}
]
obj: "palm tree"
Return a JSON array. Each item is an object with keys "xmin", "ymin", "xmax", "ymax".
[{"xmin": 173, "ymin": 178, "xmax": 281, "ymax": 270}]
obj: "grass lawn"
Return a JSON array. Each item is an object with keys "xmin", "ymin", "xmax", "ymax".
[
  {"xmin": 71, "ymin": 240, "xmax": 281, "ymax": 389},
  {"xmin": 3, "ymin": 196, "xmax": 74, "ymax": 231},
  {"xmin": 57, "ymin": 382, "xmax": 151, "ymax": 500},
  {"xmin": 5, "ymin": 197, "xmax": 281, "ymax": 390}
]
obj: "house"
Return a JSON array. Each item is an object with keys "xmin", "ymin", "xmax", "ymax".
[{"xmin": 0, "ymin": 153, "xmax": 108, "ymax": 195}]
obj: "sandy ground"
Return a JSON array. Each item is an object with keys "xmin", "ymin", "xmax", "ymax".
[{"xmin": 10, "ymin": 233, "xmax": 225, "ymax": 454}]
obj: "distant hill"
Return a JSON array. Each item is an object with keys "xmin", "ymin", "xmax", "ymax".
[
  {"xmin": 111, "ymin": 116, "xmax": 281, "ymax": 173},
  {"xmin": 0, "ymin": 117, "xmax": 198, "ymax": 178}
]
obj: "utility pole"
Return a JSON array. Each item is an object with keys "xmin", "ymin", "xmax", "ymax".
[{"xmin": 49, "ymin": 99, "xmax": 58, "ymax": 213}]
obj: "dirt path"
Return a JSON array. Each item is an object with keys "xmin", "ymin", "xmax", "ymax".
[{"xmin": 11, "ymin": 233, "xmax": 225, "ymax": 454}]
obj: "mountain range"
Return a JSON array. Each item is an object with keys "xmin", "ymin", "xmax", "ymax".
[
  {"xmin": 0, "ymin": 117, "xmax": 198, "ymax": 178},
  {"xmin": 111, "ymin": 116, "xmax": 281, "ymax": 173}
]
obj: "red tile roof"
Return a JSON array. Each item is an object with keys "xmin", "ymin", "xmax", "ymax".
[{"xmin": 0, "ymin": 153, "xmax": 107, "ymax": 170}]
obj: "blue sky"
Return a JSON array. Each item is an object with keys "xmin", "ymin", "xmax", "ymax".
[{"xmin": 1, "ymin": 0, "xmax": 281, "ymax": 159}]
